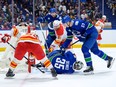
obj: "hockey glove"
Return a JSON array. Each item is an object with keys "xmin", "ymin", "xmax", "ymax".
[
  {"xmin": 49, "ymin": 47, "xmax": 54, "ymax": 52},
  {"xmin": 49, "ymin": 45, "xmax": 56, "ymax": 52},
  {"xmin": 78, "ymin": 36, "xmax": 86, "ymax": 42},
  {"xmin": 72, "ymin": 30, "xmax": 85, "ymax": 42},
  {"xmin": 1, "ymin": 34, "xmax": 11, "ymax": 43},
  {"xmin": 78, "ymin": 33, "xmax": 87, "ymax": 42},
  {"xmin": 60, "ymin": 46, "xmax": 66, "ymax": 55}
]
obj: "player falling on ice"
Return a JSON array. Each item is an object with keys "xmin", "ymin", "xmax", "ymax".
[
  {"xmin": 47, "ymin": 50, "xmax": 84, "ymax": 74},
  {"xmin": 1, "ymin": 23, "xmax": 57, "ymax": 77}
]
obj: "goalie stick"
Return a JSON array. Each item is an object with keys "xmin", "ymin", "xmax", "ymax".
[{"xmin": 4, "ymin": 40, "xmax": 45, "ymax": 73}]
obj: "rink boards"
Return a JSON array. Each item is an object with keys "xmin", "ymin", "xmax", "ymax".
[{"xmin": 0, "ymin": 29, "xmax": 116, "ymax": 52}]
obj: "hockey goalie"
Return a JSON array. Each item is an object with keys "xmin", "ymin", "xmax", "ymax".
[
  {"xmin": 0, "ymin": 23, "xmax": 36, "ymax": 72},
  {"xmin": 0, "ymin": 22, "xmax": 57, "ymax": 77},
  {"xmin": 0, "ymin": 22, "xmax": 30, "ymax": 70}
]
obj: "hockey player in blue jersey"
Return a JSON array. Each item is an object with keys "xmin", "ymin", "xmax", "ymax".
[
  {"xmin": 44, "ymin": 8, "xmax": 62, "ymax": 54},
  {"xmin": 60, "ymin": 15, "xmax": 73, "ymax": 52},
  {"xmin": 61, "ymin": 15, "xmax": 115, "ymax": 74},
  {"xmin": 47, "ymin": 50, "xmax": 83, "ymax": 74}
]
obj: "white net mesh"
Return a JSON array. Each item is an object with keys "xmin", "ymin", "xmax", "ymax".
[
  {"xmin": 0, "ymin": 52, "xmax": 28, "ymax": 73},
  {"xmin": 0, "ymin": 51, "xmax": 43, "ymax": 74}
]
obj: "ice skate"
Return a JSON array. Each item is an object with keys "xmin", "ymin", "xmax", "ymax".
[
  {"xmin": 35, "ymin": 62, "xmax": 45, "ymax": 68},
  {"xmin": 50, "ymin": 68, "xmax": 57, "ymax": 77},
  {"xmin": 107, "ymin": 56, "xmax": 115, "ymax": 69},
  {"xmin": 83, "ymin": 66, "xmax": 94, "ymax": 75},
  {"xmin": 6, "ymin": 69, "xmax": 15, "ymax": 77}
]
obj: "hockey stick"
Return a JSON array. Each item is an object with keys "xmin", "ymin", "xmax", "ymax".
[
  {"xmin": 70, "ymin": 40, "xmax": 79, "ymax": 47},
  {"xmin": 5, "ymin": 41, "xmax": 45, "ymax": 73},
  {"xmin": 39, "ymin": 22, "xmax": 49, "ymax": 50}
]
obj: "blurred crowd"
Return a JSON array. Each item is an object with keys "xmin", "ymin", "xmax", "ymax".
[
  {"xmin": 0, "ymin": 0, "xmax": 109, "ymax": 30},
  {"xmin": 107, "ymin": 0, "xmax": 116, "ymax": 15}
]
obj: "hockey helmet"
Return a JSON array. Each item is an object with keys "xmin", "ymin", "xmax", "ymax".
[
  {"xmin": 62, "ymin": 15, "xmax": 71, "ymax": 23},
  {"xmin": 53, "ymin": 20, "xmax": 61, "ymax": 29},
  {"xmin": 73, "ymin": 61, "xmax": 84, "ymax": 70},
  {"xmin": 16, "ymin": 22, "xmax": 29, "ymax": 33},
  {"xmin": 102, "ymin": 15, "xmax": 106, "ymax": 21},
  {"xmin": 50, "ymin": 8, "xmax": 57, "ymax": 13},
  {"xmin": 102, "ymin": 15, "xmax": 106, "ymax": 19}
]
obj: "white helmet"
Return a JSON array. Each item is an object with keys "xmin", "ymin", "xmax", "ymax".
[
  {"xmin": 53, "ymin": 20, "xmax": 61, "ymax": 28},
  {"xmin": 102, "ymin": 15, "xmax": 106, "ymax": 19}
]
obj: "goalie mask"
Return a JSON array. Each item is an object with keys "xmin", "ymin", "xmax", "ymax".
[
  {"xmin": 73, "ymin": 61, "xmax": 84, "ymax": 70},
  {"xmin": 16, "ymin": 22, "xmax": 29, "ymax": 34},
  {"xmin": 16, "ymin": 22, "xmax": 35, "ymax": 34}
]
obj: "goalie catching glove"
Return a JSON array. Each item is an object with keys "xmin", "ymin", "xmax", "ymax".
[{"xmin": 1, "ymin": 34, "xmax": 11, "ymax": 43}]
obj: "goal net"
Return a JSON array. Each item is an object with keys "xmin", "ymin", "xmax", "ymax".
[{"xmin": 0, "ymin": 51, "xmax": 29, "ymax": 73}]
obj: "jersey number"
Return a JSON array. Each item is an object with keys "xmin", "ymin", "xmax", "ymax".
[
  {"xmin": 75, "ymin": 21, "xmax": 85, "ymax": 28},
  {"xmin": 54, "ymin": 58, "xmax": 66, "ymax": 70},
  {"xmin": 81, "ymin": 23, "xmax": 85, "ymax": 28}
]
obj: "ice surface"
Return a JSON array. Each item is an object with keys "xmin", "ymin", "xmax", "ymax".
[{"xmin": 0, "ymin": 48, "xmax": 116, "ymax": 87}]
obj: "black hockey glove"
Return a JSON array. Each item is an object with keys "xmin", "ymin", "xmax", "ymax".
[{"xmin": 60, "ymin": 46, "xmax": 66, "ymax": 55}]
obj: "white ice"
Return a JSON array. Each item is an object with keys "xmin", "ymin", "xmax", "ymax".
[{"xmin": 0, "ymin": 48, "xmax": 116, "ymax": 87}]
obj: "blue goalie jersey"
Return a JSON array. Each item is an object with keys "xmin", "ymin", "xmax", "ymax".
[{"xmin": 47, "ymin": 50, "xmax": 76, "ymax": 74}]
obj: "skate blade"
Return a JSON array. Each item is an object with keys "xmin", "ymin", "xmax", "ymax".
[
  {"xmin": 83, "ymin": 71, "xmax": 94, "ymax": 75},
  {"xmin": 109, "ymin": 58, "xmax": 115, "ymax": 69},
  {"xmin": 4, "ymin": 77, "xmax": 15, "ymax": 79},
  {"xmin": 52, "ymin": 77, "xmax": 58, "ymax": 80}
]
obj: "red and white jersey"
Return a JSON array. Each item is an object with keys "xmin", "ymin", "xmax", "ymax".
[
  {"xmin": 11, "ymin": 25, "xmax": 30, "ymax": 37},
  {"xmin": 18, "ymin": 33, "xmax": 40, "ymax": 44},
  {"xmin": 51, "ymin": 23, "xmax": 67, "ymax": 50},
  {"xmin": 11, "ymin": 25, "xmax": 40, "ymax": 44},
  {"xmin": 95, "ymin": 19, "xmax": 105, "ymax": 33}
]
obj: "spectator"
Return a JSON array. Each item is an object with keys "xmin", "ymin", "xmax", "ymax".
[
  {"xmin": 0, "ymin": 17, "xmax": 4, "ymax": 29},
  {"xmin": 81, "ymin": 10, "xmax": 88, "ymax": 20},
  {"xmin": 0, "ymin": 0, "xmax": 106, "ymax": 30},
  {"xmin": 1, "ymin": 22, "xmax": 10, "ymax": 30}
]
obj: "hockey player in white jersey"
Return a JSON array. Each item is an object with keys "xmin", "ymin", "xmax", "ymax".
[
  {"xmin": 49, "ymin": 20, "xmax": 67, "ymax": 52},
  {"xmin": 0, "ymin": 22, "xmax": 30, "ymax": 68},
  {"xmin": 1, "ymin": 22, "xmax": 57, "ymax": 77},
  {"xmin": 95, "ymin": 15, "xmax": 107, "ymax": 46}
]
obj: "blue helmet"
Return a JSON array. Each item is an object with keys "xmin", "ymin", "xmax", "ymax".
[
  {"xmin": 49, "ymin": 8, "xmax": 57, "ymax": 13},
  {"xmin": 62, "ymin": 15, "xmax": 71, "ymax": 23}
]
